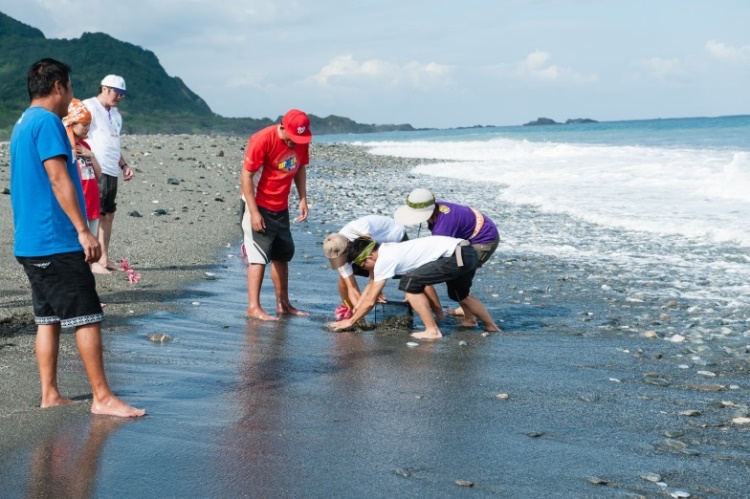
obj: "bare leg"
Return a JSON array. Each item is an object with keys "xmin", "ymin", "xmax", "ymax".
[
  {"xmin": 246, "ymin": 263, "xmax": 277, "ymax": 321},
  {"xmin": 76, "ymin": 322, "xmax": 145, "ymax": 417},
  {"xmin": 337, "ymin": 276, "xmax": 349, "ymax": 304},
  {"xmin": 404, "ymin": 291, "xmax": 442, "ymax": 339},
  {"xmin": 459, "ymin": 295, "xmax": 501, "ymax": 332},
  {"xmin": 272, "ymin": 260, "xmax": 308, "ymax": 316},
  {"xmin": 96, "ymin": 213, "xmax": 120, "ymax": 271},
  {"xmin": 459, "ymin": 306, "xmax": 478, "ymax": 327},
  {"xmin": 36, "ymin": 323, "xmax": 74, "ymax": 408},
  {"xmin": 423, "ymin": 285, "xmax": 444, "ymax": 320},
  {"xmin": 446, "ymin": 306, "xmax": 465, "ymax": 316}
]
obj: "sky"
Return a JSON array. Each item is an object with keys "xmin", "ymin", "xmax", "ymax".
[{"xmin": 1, "ymin": 1, "xmax": 749, "ymax": 129}]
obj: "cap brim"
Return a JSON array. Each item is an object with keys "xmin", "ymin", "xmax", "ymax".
[
  {"xmin": 328, "ymin": 254, "xmax": 347, "ymax": 269},
  {"xmin": 287, "ymin": 133, "xmax": 312, "ymax": 145},
  {"xmin": 394, "ymin": 205, "xmax": 432, "ymax": 226}
]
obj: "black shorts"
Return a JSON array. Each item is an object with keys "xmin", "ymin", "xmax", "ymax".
[
  {"xmin": 16, "ymin": 251, "xmax": 104, "ymax": 328},
  {"xmin": 242, "ymin": 206, "xmax": 295, "ymax": 264},
  {"xmin": 472, "ymin": 234, "xmax": 499, "ymax": 267},
  {"xmin": 99, "ymin": 174, "xmax": 118, "ymax": 214},
  {"xmin": 398, "ymin": 245, "xmax": 478, "ymax": 302}
]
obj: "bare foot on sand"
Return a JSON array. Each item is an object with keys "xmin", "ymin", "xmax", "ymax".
[
  {"xmin": 40, "ymin": 395, "xmax": 75, "ymax": 409},
  {"xmin": 91, "ymin": 262, "xmax": 111, "ymax": 275},
  {"xmin": 410, "ymin": 329, "xmax": 442, "ymax": 340},
  {"xmin": 483, "ymin": 325, "xmax": 502, "ymax": 333},
  {"xmin": 246, "ymin": 307, "xmax": 279, "ymax": 321},
  {"xmin": 91, "ymin": 395, "xmax": 146, "ymax": 418},
  {"xmin": 459, "ymin": 319, "xmax": 479, "ymax": 328},
  {"xmin": 104, "ymin": 260, "xmax": 124, "ymax": 272},
  {"xmin": 277, "ymin": 305, "xmax": 310, "ymax": 317},
  {"xmin": 446, "ymin": 307, "xmax": 465, "ymax": 317}
]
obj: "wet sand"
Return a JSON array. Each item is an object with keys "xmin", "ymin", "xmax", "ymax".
[{"xmin": 1, "ymin": 136, "xmax": 749, "ymax": 497}]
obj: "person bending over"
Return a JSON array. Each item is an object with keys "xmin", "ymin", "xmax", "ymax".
[
  {"xmin": 331, "ymin": 236, "xmax": 500, "ymax": 339},
  {"xmin": 394, "ymin": 187, "xmax": 500, "ymax": 326}
]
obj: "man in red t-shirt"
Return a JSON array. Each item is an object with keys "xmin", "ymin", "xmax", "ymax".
[{"xmin": 240, "ymin": 109, "xmax": 312, "ymax": 320}]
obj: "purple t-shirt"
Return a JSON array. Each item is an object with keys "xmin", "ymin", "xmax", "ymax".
[{"xmin": 428, "ymin": 201, "xmax": 499, "ymax": 244}]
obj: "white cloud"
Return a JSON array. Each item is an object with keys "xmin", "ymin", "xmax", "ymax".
[
  {"xmin": 632, "ymin": 57, "xmax": 685, "ymax": 79},
  {"xmin": 487, "ymin": 50, "xmax": 596, "ymax": 83},
  {"xmin": 310, "ymin": 54, "xmax": 453, "ymax": 89},
  {"xmin": 706, "ymin": 40, "xmax": 750, "ymax": 65},
  {"xmin": 520, "ymin": 50, "xmax": 597, "ymax": 82}
]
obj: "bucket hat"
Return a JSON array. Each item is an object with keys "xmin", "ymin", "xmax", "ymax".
[{"xmin": 393, "ymin": 188, "xmax": 436, "ymax": 225}]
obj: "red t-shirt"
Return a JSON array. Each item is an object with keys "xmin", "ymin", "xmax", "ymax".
[
  {"xmin": 243, "ymin": 125, "xmax": 309, "ymax": 211},
  {"xmin": 76, "ymin": 140, "xmax": 101, "ymax": 220}
]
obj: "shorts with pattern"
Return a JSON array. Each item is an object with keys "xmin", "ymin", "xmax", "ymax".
[{"xmin": 16, "ymin": 251, "xmax": 104, "ymax": 328}]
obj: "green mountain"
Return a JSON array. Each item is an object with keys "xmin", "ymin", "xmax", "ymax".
[{"xmin": 0, "ymin": 12, "xmax": 417, "ymax": 138}]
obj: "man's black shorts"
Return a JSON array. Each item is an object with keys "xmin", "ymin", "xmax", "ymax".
[
  {"xmin": 16, "ymin": 251, "xmax": 104, "ymax": 328},
  {"xmin": 243, "ymin": 206, "xmax": 295, "ymax": 264},
  {"xmin": 99, "ymin": 173, "xmax": 118, "ymax": 214},
  {"xmin": 398, "ymin": 245, "xmax": 478, "ymax": 301}
]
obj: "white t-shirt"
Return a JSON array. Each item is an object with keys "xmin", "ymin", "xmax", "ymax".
[
  {"xmin": 83, "ymin": 97, "xmax": 122, "ymax": 177},
  {"xmin": 337, "ymin": 215, "xmax": 405, "ymax": 278},
  {"xmin": 373, "ymin": 236, "xmax": 462, "ymax": 282}
]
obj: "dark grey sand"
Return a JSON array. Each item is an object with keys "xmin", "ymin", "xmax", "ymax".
[{"xmin": 1, "ymin": 136, "xmax": 749, "ymax": 497}]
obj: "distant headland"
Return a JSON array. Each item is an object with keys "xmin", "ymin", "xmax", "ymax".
[{"xmin": 523, "ymin": 117, "xmax": 598, "ymax": 126}]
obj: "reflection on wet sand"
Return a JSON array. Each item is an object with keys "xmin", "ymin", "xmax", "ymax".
[{"xmin": 25, "ymin": 416, "xmax": 130, "ymax": 497}]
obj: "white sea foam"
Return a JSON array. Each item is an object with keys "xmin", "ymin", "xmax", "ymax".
[
  {"xmin": 359, "ymin": 138, "xmax": 750, "ymax": 246},
  {"xmin": 343, "ymin": 132, "xmax": 750, "ymax": 312}
]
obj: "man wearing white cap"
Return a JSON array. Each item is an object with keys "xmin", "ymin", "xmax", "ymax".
[
  {"xmin": 83, "ymin": 75, "xmax": 132, "ymax": 274},
  {"xmin": 394, "ymin": 188, "xmax": 500, "ymax": 326}
]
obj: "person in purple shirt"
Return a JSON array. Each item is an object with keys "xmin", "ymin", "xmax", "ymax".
[{"xmin": 394, "ymin": 188, "xmax": 500, "ymax": 326}]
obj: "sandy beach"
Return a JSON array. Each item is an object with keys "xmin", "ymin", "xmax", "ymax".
[
  {"xmin": 0, "ymin": 136, "xmax": 435, "ymax": 456},
  {"xmin": 1, "ymin": 135, "xmax": 749, "ymax": 496}
]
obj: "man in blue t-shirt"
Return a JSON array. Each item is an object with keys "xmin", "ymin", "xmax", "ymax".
[{"xmin": 10, "ymin": 58, "xmax": 144, "ymax": 418}]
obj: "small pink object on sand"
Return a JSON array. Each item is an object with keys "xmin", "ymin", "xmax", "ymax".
[
  {"xmin": 120, "ymin": 258, "xmax": 141, "ymax": 286},
  {"xmin": 334, "ymin": 303, "xmax": 353, "ymax": 320}
]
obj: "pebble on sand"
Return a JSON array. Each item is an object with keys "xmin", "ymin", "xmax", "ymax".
[
  {"xmin": 148, "ymin": 333, "xmax": 172, "ymax": 343},
  {"xmin": 640, "ymin": 472, "xmax": 662, "ymax": 483},
  {"xmin": 679, "ymin": 410, "xmax": 702, "ymax": 417},
  {"xmin": 454, "ymin": 480, "xmax": 474, "ymax": 488},
  {"xmin": 586, "ymin": 476, "xmax": 608, "ymax": 485}
]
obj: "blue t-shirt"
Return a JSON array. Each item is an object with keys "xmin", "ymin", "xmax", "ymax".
[{"xmin": 10, "ymin": 106, "xmax": 85, "ymax": 257}]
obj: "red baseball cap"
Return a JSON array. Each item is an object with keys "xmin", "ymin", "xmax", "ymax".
[{"xmin": 281, "ymin": 109, "xmax": 312, "ymax": 144}]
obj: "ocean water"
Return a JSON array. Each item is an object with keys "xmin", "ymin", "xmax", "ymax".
[{"xmin": 320, "ymin": 115, "xmax": 750, "ymax": 318}]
